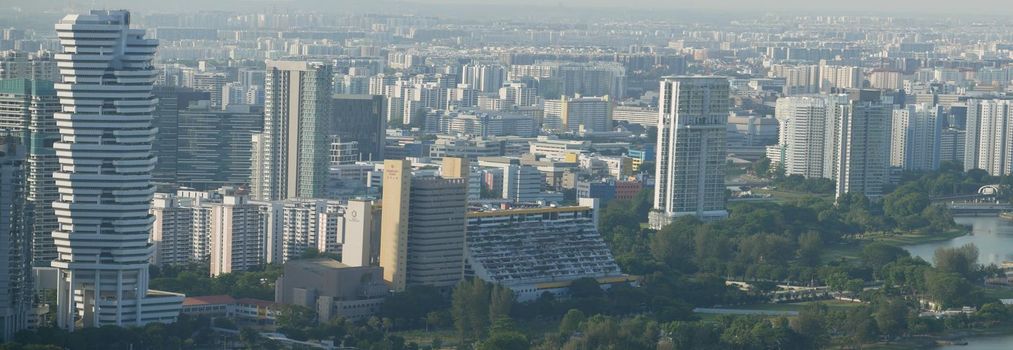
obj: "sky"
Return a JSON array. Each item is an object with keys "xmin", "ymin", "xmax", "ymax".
[{"xmin": 4, "ymin": 0, "xmax": 1013, "ymax": 17}]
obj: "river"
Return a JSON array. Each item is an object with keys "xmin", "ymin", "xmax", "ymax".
[
  {"xmin": 936, "ymin": 334, "xmax": 1013, "ymax": 349},
  {"xmin": 903, "ymin": 216, "xmax": 1013, "ymax": 266},
  {"xmin": 901, "ymin": 215, "xmax": 1013, "ymax": 349}
]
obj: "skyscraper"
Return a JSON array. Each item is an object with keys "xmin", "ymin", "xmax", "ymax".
[
  {"xmin": 0, "ymin": 79, "xmax": 60, "ymax": 266},
  {"xmin": 650, "ymin": 77, "xmax": 729, "ymax": 229},
  {"xmin": 331, "ymin": 94, "xmax": 385, "ymax": 162},
  {"xmin": 0, "ymin": 139, "xmax": 31, "ymax": 340},
  {"xmin": 51, "ymin": 10, "xmax": 182, "ymax": 329},
  {"xmin": 827, "ymin": 90, "xmax": 893, "ymax": 199},
  {"xmin": 379, "ymin": 159, "xmax": 467, "ymax": 292},
  {"xmin": 890, "ymin": 104, "xmax": 942, "ymax": 171},
  {"xmin": 774, "ymin": 96, "xmax": 832, "ymax": 179},
  {"xmin": 177, "ymin": 102, "xmax": 263, "ymax": 188},
  {"xmin": 250, "ymin": 60, "xmax": 332, "ymax": 201}
]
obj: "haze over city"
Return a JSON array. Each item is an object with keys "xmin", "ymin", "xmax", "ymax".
[{"xmin": 0, "ymin": 0, "xmax": 1011, "ymax": 349}]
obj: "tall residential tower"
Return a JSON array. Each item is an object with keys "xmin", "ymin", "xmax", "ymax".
[
  {"xmin": 649, "ymin": 76, "xmax": 729, "ymax": 229},
  {"xmin": 51, "ymin": 10, "xmax": 182, "ymax": 330},
  {"xmin": 250, "ymin": 60, "xmax": 332, "ymax": 201}
]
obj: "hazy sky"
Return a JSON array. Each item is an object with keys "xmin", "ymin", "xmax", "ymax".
[{"xmin": 5, "ymin": 0, "xmax": 1013, "ymax": 17}]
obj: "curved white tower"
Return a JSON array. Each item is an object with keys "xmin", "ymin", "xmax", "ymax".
[{"xmin": 52, "ymin": 10, "xmax": 181, "ymax": 330}]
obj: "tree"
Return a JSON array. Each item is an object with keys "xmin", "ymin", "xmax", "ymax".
[
  {"xmin": 791, "ymin": 303, "xmax": 829, "ymax": 348},
  {"xmin": 479, "ymin": 331, "xmax": 529, "ymax": 350},
  {"xmin": 452, "ymin": 278, "xmax": 491, "ymax": 341},
  {"xmin": 797, "ymin": 231, "xmax": 823, "ymax": 266},
  {"xmin": 925, "ymin": 271, "xmax": 977, "ymax": 308},
  {"xmin": 874, "ymin": 299, "xmax": 909, "ymax": 337},
  {"xmin": 276, "ymin": 305, "xmax": 315, "ymax": 330},
  {"xmin": 933, "ymin": 244, "xmax": 980, "ymax": 281},
  {"xmin": 861, "ymin": 243, "xmax": 910, "ymax": 269},
  {"xmin": 559, "ymin": 309, "xmax": 586, "ymax": 335},
  {"xmin": 752, "ymin": 157, "xmax": 771, "ymax": 177},
  {"xmin": 489, "ymin": 285, "xmax": 514, "ymax": 324}
]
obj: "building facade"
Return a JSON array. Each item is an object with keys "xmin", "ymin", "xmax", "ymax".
[
  {"xmin": 251, "ymin": 60, "xmax": 332, "ymax": 201},
  {"xmin": 650, "ymin": 76, "xmax": 729, "ymax": 228},
  {"xmin": 51, "ymin": 10, "xmax": 183, "ymax": 330}
]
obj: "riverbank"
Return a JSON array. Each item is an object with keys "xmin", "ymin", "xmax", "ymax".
[
  {"xmin": 851, "ymin": 324, "xmax": 1013, "ymax": 349},
  {"xmin": 822, "ymin": 227, "xmax": 970, "ymax": 264}
]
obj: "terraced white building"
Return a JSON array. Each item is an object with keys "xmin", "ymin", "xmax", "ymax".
[{"xmin": 51, "ymin": 10, "xmax": 182, "ymax": 330}]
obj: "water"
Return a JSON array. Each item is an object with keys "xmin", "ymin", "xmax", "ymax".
[
  {"xmin": 936, "ymin": 334, "xmax": 1013, "ymax": 349},
  {"xmin": 903, "ymin": 216, "xmax": 1013, "ymax": 266},
  {"xmin": 902, "ymin": 216, "xmax": 1013, "ymax": 349}
]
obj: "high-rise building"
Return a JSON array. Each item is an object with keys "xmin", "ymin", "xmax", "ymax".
[
  {"xmin": 251, "ymin": 60, "xmax": 332, "ymax": 201},
  {"xmin": 331, "ymin": 94, "xmax": 385, "ymax": 162},
  {"xmin": 0, "ymin": 140, "xmax": 31, "ymax": 340},
  {"xmin": 769, "ymin": 64, "xmax": 820, "ymax": 95},
  {"xmin": 774, "ymin": 96, "xmax": 833, "ymax": 178},
  {"xmin": 650, "ymin": 77, "xmax": 729, "ymax": 229},
  {"xmin": 939, "ymin": 127, "xmax": 966, "ymax": 164},
  {"xmin": 827, "ymin": 90, "xmax": 893, "ymax": 199},
  {"xmin": 0, "ymin": 51, "xmax": 58, "ymax": 81},
  {"xmin": 150, "ymin": 193, "xmax": 194, "ymax": 267},
  {"xmin": 151, "ymin": 86, "xmax": 210, "ymax": 185},
  {"xmin": 547, "ymin": 95, "xmax": 612, "ymax": 133},
  {"xmin": 209, "ymin": 194, "xmax": 265, "ymax": 277},
  {"xmin": 339, "ymin": 200, "xmax": 378, "ymax": 268},
  {"xmin": 819, "ymin": 64, "xmax": 862, "ymax": 92},
  {"xmin": 964, "ymin": 99, "xmax": 1013, "ymax": 176},
  {"xmin": 890, "ymin": 104, "xmax": 942, "ymax": 171},
  {"xmin": 51, "ymin": 10, "xmax": 183, "ymax": 330},
  {"xmin": 379, "ymin": 159, "xmax": 467, "ymax": 292},
  {"xmin": 462, "ymin": 63, "xmax": 506, "ymax": 93},
  {"xmin": 177, "ymin": 103, "xmax": 263, "ymax": 188},
  {"xmin": 0, "ymin": 79, "xmax": 60, "ymax": 266}
]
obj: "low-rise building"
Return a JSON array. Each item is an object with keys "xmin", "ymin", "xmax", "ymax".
[{"xmin": 275, "ymin": 259, "xmax": 389, "ymax": 321}]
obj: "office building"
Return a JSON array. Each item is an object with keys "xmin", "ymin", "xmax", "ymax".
[
  {"xmin": 379, "ymin": 159, "xmax": 467, "ymax": 292},
  {"xmin": 774, "ymin": 96, "xmax": 833, "ymax": 178},
  {"xmin": 177, "ymin": 103, "xmax": 263, "ymax": 188},
  {"xmin": 0, "ymin": 79, "xmax": 60, "ymax": 266},
  {"xmin": 339, "ymin": 200, "xmax": 378, "ymax": 268},
  {"xmin": 331, "ymin": 94, "xmax": 385, "ymax": 161},
  {"xmin": 151, "ymin": 86, "xmax": 210, "ymax": 185},
  {"xmin": 51, "ymin": 10, "xmax": 183, "ymax": 330},
  {"xmin": 650, "ymin": 77, "xmax": 729, "ymax": 229},
  {"xmin": 890, "ymin": 104, "xmax": 942, "ymax": 171},
  {"xmin": 251, "ymin": 60, "xmax": 332, "ymax": 201},
  {"xmin": 0, "ymin": 140, "xmax": 31, "ymax": 340},
  {"xmin": 939, "ymin": 127, "xmax": 966, "ymax": 164},
  {"xmin": 827, "ymin": 90, "xmax": 893, "ymax": 199}
]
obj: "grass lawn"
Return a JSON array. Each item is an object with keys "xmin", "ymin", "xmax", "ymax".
[
  {"xmin": 752, "ymin": 188, "xmax": 832, "ymax": 203},
  {"xmin": 981, "ymin": 286, "xmax": 1013, "ymax": 300},
  {"xmin": 393, "ymin": 329, "xmax": 457, "ymax": 348}
]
